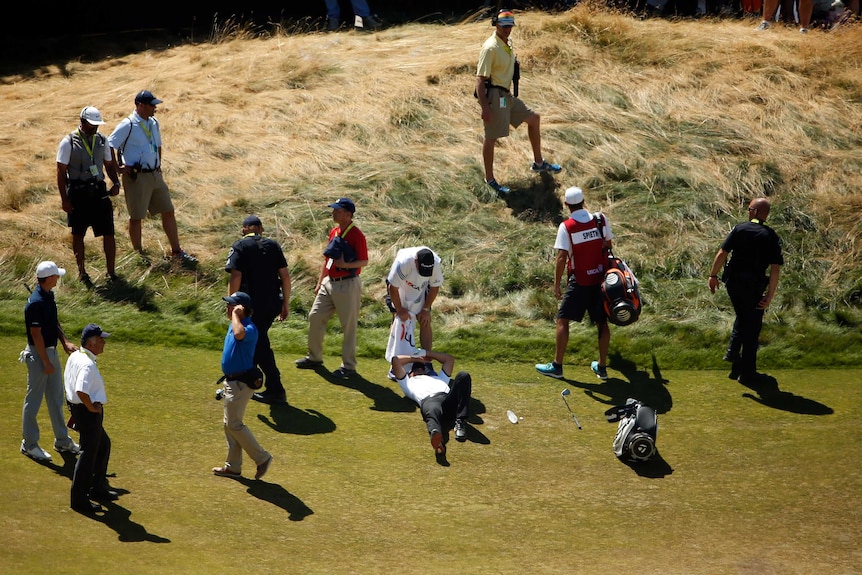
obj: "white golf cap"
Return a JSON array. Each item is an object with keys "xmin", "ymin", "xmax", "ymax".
[
  {"xmin": 36, "ymin": 261, "xmax": 66, "ymax": 279},
  {"xmin": 80, "ymin": 106, "xmax": 105, "ymax": 126},
  {"xmin": 565, "ymin": 186, "xmax": 584, "ymax": 205}
]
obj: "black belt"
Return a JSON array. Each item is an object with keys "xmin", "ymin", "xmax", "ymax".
[{"xmin": 328, "ymin": 275, "xmax": 356, "ymax": 282}]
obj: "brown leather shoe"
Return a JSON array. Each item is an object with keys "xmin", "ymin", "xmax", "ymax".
[
  {"xmin": 213, "ymin": 466, "xmax": 241, "ymax": 477},
  {"xmin": 255, "ymin": 455, "xmax": 273, "ymax": 480}
]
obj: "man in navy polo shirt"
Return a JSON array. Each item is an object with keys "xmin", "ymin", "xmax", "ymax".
[
  {"xmin": 225, "ymin": 214, "xmax": 292, "ymax": 405},
  {"xmin": 20, "ymin": 261, "xmax": 80, "ymax": 462}
]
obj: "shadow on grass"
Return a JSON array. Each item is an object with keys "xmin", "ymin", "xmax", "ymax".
[
  {"xmin": 502, "ymin": 172, "xmax": 564, "ymax": 224},
  {"xmin": 619, "ymin": 450, "xmax": 674, "ymax": 478},
  {"xmin": 257, "ymin": 402, "xmax": 336, "ymax": 435},
  {"xmin": 320, "ymin": 367, "xmax": 416, "ymax": 412},
  {"xmin": 94, "ymin": 276, "xmax": 159, "ymax": 312},
  {"xmin": 237, "ymin": 477, "xmax": 314, "ymax": 521},
  {"xmin": 569, "ymin": 353, "xmax": 673, "ymax": 414},
  {"xmin": 34, "ymin": 451, "xmax": 77, "ymax": 479},
  {"xmin": 740, "ymin": 374, "xmax": 834, "ymax": 415},
  {"xmin": 88, "ymin": 499, "xmax": 171, "ymax": 543}
]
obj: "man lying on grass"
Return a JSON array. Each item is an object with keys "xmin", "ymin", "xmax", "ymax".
[{"xmin": 390, "ymin": 350, "xmax": 472, "ymax": 458}]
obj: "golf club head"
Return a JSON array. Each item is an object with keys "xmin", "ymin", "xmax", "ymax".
[{"xmin": 561, "ymin": 388, "xmax": 571, "ymax": 397}]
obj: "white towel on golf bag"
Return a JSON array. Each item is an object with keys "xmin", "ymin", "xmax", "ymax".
[{"xmin": 385, "ymin": 315, "xmax": 419, "ymax": 361}]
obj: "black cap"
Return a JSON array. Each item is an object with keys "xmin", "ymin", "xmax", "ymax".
[
  {"xmin": 328, "ymin": 198, "xmax": 356, "ymax": 213},
  {"xmin": 242, "ymin": 215, "xmax": 262, "ymax": 227},
  {"xmin": 81, "ymin": 323, "xmax": 110, "ymax": 346},
  {"xmin": 223, "ymin": 291, "xmax": 253, "ymax": 309},
  {"xmin": 135, "ymin": 90, "xmax": 163, "ymax": 105},
  {"xmin": 417, "ymin": 248, "xmax": 435, "ymax": 277}
]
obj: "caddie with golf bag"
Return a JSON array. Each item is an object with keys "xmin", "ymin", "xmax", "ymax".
[{"xmin": 604, "ymin": 398, "xmax": 658, "ymax": 462}]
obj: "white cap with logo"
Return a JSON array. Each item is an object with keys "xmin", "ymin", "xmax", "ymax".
[
  {"xmin": 565, "ymin": 187, "xmax": 584, "ymax": 205},
  {"xmin": 36, "ymin": 261, "xmax": 66, "ymax": 279},
  {"xmin": 80, "ymin": 106, "xmax": 106, "ymax": 126}
]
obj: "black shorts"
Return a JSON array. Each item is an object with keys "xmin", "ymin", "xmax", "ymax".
[
  {"xmin": 557, "ymin": 280, "xmax": 605, "ymax": 324},
  {"xmin": 67, "ymin": 185, "xmax": 114, "ymax": 237}
]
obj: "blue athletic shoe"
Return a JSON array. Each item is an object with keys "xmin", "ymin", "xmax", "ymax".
[
  {"xmin": 485, "ymin": 179, "xmax": 510, "ymax": 194},
  {"xmin": 591, "ymin": 361, "xmax": 608, "ymax": 380},
  {"xmin": 530, "ymin": 160, "xmax": 562, "ymax": 174},
  {"xmin": 536, "ymin": 362, "xmax": 563, "ymax": 379}
]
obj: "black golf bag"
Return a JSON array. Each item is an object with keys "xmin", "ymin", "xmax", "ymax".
[{"xmin": 604, "ymin": 398, "xmax": 658, "ymax": 462}]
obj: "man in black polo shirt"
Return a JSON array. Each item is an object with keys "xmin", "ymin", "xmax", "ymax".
[
  {"xmin": 225, "ymin": 215, "xmax": 292, "ymax": 404},
  {"xmin": 708, "ymin": 198, "xmax": 784, "ymax": 385},
  {"xmin": 21, "ymin": 261, "xmax": 80, "ymax": 461}
]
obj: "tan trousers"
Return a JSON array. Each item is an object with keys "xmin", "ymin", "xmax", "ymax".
[
  {"xmin": 306, "ymin": 276, "xmax": 362, "ymax": 370},
  {"xmin": 221, "ymin": 379, "xmax": 270, "ymax": 474}
]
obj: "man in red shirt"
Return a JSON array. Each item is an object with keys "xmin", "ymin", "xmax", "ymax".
[
  {"xmin": 296, "ymin": 198, "xmax": 369, "ymax": 378},
  {"xmin": 536, "ymin": 187, "xmax": 614, "ymax": 380}
]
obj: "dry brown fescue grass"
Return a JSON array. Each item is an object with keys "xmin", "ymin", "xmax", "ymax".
[{"xmin": 0, "ymin": 7, "xmax": 859, "ymax": 314}]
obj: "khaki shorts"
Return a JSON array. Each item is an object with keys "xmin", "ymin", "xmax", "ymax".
[
  {"xmin": 484, "ymin": 87, "xmax": 534, "ymax": 140},
  {"xmin": 121, "ymin": 171, "xmax": 175, "ymax": 219}
]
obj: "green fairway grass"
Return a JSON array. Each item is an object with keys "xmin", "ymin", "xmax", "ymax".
[{"xmin": 2, "ymin": 337, "xmax": 859, "ymax": 574}]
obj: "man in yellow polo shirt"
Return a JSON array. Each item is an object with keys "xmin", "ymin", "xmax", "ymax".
[{"xmin": 476, "ymin": 9, "xmax": 562, "ymax": 195}]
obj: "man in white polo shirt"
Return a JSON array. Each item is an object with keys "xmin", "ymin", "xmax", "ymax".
[
  {"xmin": 390, "ymin": 350, "xmax": 472, "ymax": 460},
  {"xmin": 65, "ymin": 323, "xmax": 116, "ymax": 514}
]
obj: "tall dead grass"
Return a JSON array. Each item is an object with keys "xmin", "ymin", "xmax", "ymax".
[{"xmin": 0, "ymin": 8, "xmax": 859, "ymax": 320}]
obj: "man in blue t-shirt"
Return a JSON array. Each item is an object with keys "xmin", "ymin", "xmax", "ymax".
[{"xmin": 212, "ymin": 292, "xmax": 272, "ymax": 480}]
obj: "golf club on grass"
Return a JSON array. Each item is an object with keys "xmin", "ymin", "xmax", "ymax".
[{"xmin": 560, "ymin": 388, "xmax": 582, "ymax": 429}]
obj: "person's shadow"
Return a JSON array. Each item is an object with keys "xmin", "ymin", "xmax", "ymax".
[
  {"xmin": 568, "ymin": 353, "xmax": 673, "ymax": 415},
  {"xmin": 257, "ymin": 402, "xmax": 337, "ymax": 435},
  {"xmin": 739, "ymin": 374, "xmax": 833, "ymax": 415},
  {"xmin": 314, "ymin": 367, "xmax": 416, "ymax": 412},
  {"xmin": 237, "ymin": 477, "xmax": 314, "ymax": 521},
  {"xmin": 88, "ymin": 500, "xmax": 171, "ymax": 542}
]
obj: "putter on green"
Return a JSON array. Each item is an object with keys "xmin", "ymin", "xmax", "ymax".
[{"xmin": 561, "ymin": 388, "xmax": 582, "ymax": 429}]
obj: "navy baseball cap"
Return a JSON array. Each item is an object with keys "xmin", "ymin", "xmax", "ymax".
[
  {"xmin": 328, "ymin": 198, "xmax": 355, "ymax": 213},
  {"xmin": 81, "ymin": 323, "xmax": 110, "ymax": 346},
  {"xmin": 135, "ymin": 90, "xmax": 163, "ymax": 105},
  {"xmin": 223, "ymin": 291, "xmax": 253, "ymax": 308},
  {"xmin": 242, "ymin": 215, "xmax": 262, "ymax": 227}
]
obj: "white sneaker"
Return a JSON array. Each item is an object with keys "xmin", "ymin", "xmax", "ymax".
[
  {"xmin": 21, "ymin": 441, "xmax": 52, "ymax": 462},
  {"xmin": 409, "ymin": 348, "xmax": 426, "ymax": 358},
  {"xmin": 755, "ymin": 20, "xmax": 771, "ymax": 30},
  {"xmin": 55, "ymin": 441, "xmax": 81, "ymax": 455}
]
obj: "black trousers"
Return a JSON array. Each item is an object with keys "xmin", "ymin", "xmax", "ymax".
[
  {"xmin": 69, "ymin": 403, "xmax": 111, "ymax": 506},
  {"xmin": 419, "ymin": 371, "xmax": 472, "ymax": 435},
  {"xmin": 726, "ymin": 279, "xmax": 766, "ymax": 377},
  {"xmin": 252, "ymin": 308, "xmax": 284, "ymax": 396}
]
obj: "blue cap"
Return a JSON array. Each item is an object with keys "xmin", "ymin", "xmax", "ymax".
[
  {"xmin": 328, "ymin": 198, "xmax": 356, "ymax": 213},
  {"xmin": 223, "ymin": 291, "xmax": 253, "ymax": 309},
  {"xmin": 81, "ymin": 323, "xmax": 110, "ymax": 346},
  {"xmin": 135, "ymin": 90, "xmax": 163, "ymax": 105}
]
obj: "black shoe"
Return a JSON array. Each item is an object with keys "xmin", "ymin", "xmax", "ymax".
[
  {"xmin": 295, "ymin": 357, "xmax": 323, "ymax": 369},
  {"xmin": 333, "ymin": 367, "xmax": 356, "ymax": 379},
  {"xmin": 728, "ymin": 365, "xmax": 741, "ymax": 380},
  {"xmin": 90, "ymin": 489, "xmax": 119, "ymax": 501},
  {"xmin": 71, "ymin": 501, "xmax": 103, "ymax": 514},
  {"xmin": 252, "ymin": 392, "xmax": 287, "ymax": 404}
]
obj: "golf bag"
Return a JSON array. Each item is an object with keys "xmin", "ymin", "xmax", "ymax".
[
  {"xmin": 605, "ymin": 399, "xmax": 658, "ymax": 462},
  {"xmin": 601, "ymin": 255, "xmax": 642, "ymax": 326},
  {"xmin": 593, "ymin": 214, "xmax": 641, "ymax": 327}
]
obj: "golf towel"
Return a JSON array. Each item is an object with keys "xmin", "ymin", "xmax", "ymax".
[{"xmin": 385, "ymin": 315, "xmax": 419, "ymax": 361}]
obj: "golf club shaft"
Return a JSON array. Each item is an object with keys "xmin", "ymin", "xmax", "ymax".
[{"xmin": 562, "ymin": 396, "xmax": 582, "ymax": 429}]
